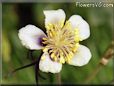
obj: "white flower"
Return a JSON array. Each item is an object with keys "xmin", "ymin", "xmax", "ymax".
[{"xmin": 18, "ymin": 9, "xmax": 92, "ymax": 73}]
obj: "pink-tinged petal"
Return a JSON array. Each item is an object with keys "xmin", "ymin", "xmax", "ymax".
[{"xmin": 18, "ymin": 25, "xmax": 46, "ymax": 50}]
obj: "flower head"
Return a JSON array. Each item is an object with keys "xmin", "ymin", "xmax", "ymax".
[{"xmin": 18, "ymin": 9, "xmax": 92, "ymax": 73}]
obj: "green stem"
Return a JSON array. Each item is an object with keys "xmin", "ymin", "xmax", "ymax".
[{"xmin": 56, "ymin": 73, "xmax": 61, "ymax": 85}]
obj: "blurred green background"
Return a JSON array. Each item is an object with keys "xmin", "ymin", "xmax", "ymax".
[{"xmin": 2, "ymin": 3, "xmax": 114, "ymax": 85}]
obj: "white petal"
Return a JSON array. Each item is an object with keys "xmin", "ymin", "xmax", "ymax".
[
  {"xmin": 44, "ymin": 9, "xmax": 66, "ymax": 26},
  {"xmin": 39, "ymin": 52, "xmax": 62, "ymax": 73},
  {"xmin": 69, "ymin": 15, "xmax": 90, "ymax": 40},
  {"xmin": 18, "ymin": 25, "xmax": 46, "ymax": 50},
  {"xmin": 69, "ymin": 45, "xmax": 92, "ymax": 66}
]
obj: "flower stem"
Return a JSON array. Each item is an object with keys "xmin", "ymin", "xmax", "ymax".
[
  {"xmin": 84, "ymin": 41, "xmax": 114, "ymax": 84},
  {"xmin": 56, "ymin": 73, "xmax": 61, "ymax": 85}
]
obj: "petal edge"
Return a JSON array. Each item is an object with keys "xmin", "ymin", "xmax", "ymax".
[
  {"xmin": 69, "ymin": 15, "xmax": 90, "ymax": 40},
  {"xmin": 44, "ymin": 9, "xmax": 66, "ymax": 28},
  {"xmin": 69, "ymin": 45, "xmax": 92, "ymax": 66},
  {"xmin": 18, "ymin": 25, "xmax": 46, "ymax": 50},
  {"xmin": 39, "ymin": 52, "xmax": 62, "ymax": 73}
]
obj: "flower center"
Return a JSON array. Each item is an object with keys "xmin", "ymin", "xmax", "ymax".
[{"xmin": 42, "ymin": 20, "xmax": 80, "ymax": 64}]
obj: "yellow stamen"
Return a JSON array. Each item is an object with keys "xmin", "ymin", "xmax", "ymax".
[
  {"xmin": 42, "ymin": 37, "xmax": 47, "ymax": 40},
  {"xmin": 43, "ymin": 48, "xmax": 48, "ymax": 52},
  {"xmin": 60, "ymin": 56, "xmax": 65, "ymax": 64},
  {"xmin": 42, "ymin": 20, "xmax": 80, "ymax": 64},
  {"xmin": 41, "ymin": 56, "xmax": 46, "ymax": 61},
  {"xmin": 45, "ymin": 23, "xmax": 53, "ymax": 30},
  {"xmin": 51, "ymin": 53, "xmax": 55, "ymax": 58}
]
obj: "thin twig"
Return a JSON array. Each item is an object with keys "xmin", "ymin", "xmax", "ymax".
[
  {"xmin": 8, "ymin": 60, "xmax": 38, "ymax": 77},
  {"xmin": 32, "ymin": 51, "xmax": 43, "ymax": 85},
  {"xmin": 84, "ymin": 41, "xmax": 114, "ymax": 84}
]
